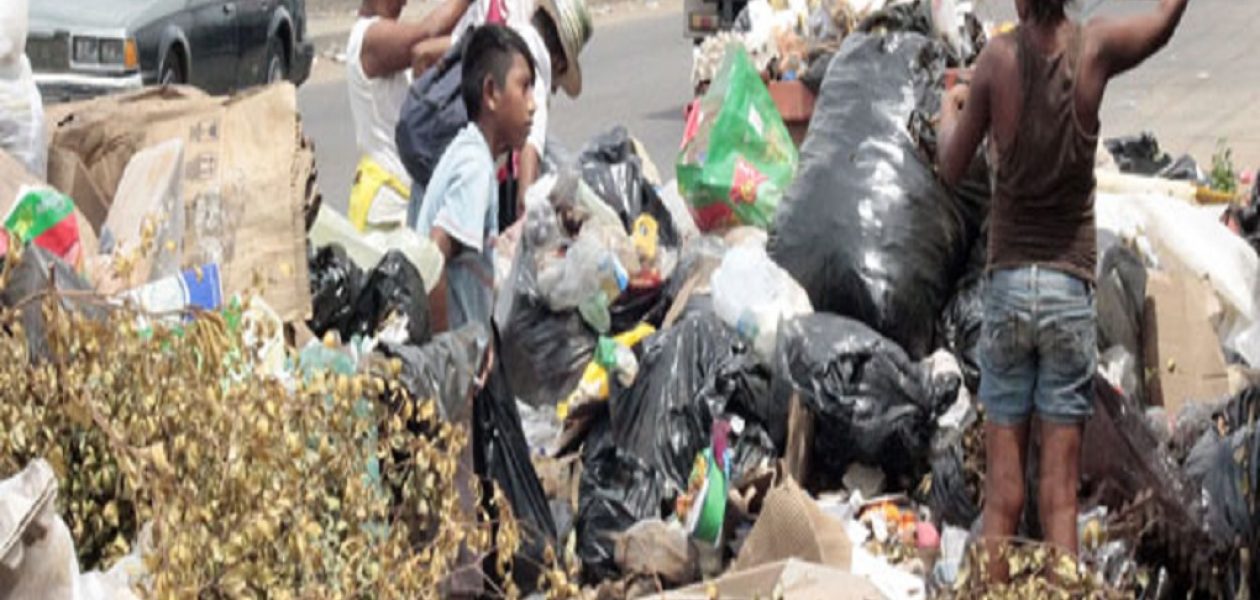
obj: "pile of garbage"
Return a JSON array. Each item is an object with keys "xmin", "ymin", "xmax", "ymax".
[{"xmin": 4, "ymin": 0, "xmax": 1260, "ymax": 599}]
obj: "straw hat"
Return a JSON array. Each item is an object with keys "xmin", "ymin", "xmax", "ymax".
[{"xmin": 536, "ymin": 0, "xmax": 592, "ymax": 97}]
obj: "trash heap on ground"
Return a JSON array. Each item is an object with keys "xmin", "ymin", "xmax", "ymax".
[{"xmin": 4, "ymin": 1, "xmax": 1260, "ymax": 598}]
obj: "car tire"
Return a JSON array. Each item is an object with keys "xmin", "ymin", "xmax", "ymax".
[
  {"xmin": 266, "ymin": 38, "xmax": 288, "ymax": 84},
  {"xmin": 160, "ymin": 50, "xmax": 185, "ymax": 85}
]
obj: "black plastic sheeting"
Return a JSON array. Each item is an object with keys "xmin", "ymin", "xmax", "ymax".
[
  {"xmin": 768, "ymin": 33, "xmax": 982, "ymax": 359},
  {"xmin": 774, "ymin": 314, "xmax": 958, "ymax": 489},
  {"xmin": 379, "ymin": 324, "xmax": 487, "ymax": 422},
  {"xmin": 575, "ymin": 413, "xmax": 670, "ymax": 583},
  {"xmin": 1104, "ymin": 132, "xmax": 1202, "ymax": 182},
  {"xmin": 307, "ymin": 245, "xmax": 431, "ymax": 346},
  {"xmin": 472, "ymin": 326, "xmax": 559, "ymax": 595},
  {"xmin": 611, "ymin": 312, "xmax": 780, "ymax": 490},
  {"xmin": 1096, "ymin": 246, "xmax": 1148, "ymax": 404}
]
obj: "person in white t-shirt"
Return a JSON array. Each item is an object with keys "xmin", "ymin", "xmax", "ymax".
[
  {"xmin": 346, "ymin": 0, "xmax": 471, "ymax": 231},
  {"xmin": 452, "ymin": 0, "xmax": 592, "ymax": 219}
]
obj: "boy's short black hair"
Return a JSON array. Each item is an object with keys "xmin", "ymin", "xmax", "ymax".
[{"xmin": 461, "ymin": 25, "xmax": 537, "ymax": 121}]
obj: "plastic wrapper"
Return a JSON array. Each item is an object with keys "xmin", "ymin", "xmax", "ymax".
[
  {"xmin": 768, "ymin": 33, "xmax": 979, "ymax": 359},
  {"xmin": 711, "ymin": 242, "xmax": 813, "ymax": 359},
  {"xmin": 677, "ymin": 46, "xmax": 799, "ymax": 231},
  {"xmin": 6, "ymin": 186, "xmax": 83, "ymax": 271},
  {"xmin": 575, "ymin": 416, "xmax": 670, "ymax": 583},
  {"xmin": 472, "ymin": 333, "xmax": 558, "ymax": 595},
  {"xmin": 610, "ymin": 312, "xmax": 779, "ymax": 490},
  {"xmin": 774, "ymin": 313, "xmax": 956, "ymax": 489}
]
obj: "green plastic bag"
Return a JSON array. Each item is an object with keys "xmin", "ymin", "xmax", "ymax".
[{"xmin": 677, "ymin": 46, "xmax": 798, "ymax": 231}]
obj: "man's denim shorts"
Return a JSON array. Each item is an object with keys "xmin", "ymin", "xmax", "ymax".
[{"xmin": 979, "ymin": 265, "xmax": 1097, "ymax": 426}]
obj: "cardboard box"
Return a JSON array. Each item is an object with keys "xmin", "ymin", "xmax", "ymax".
[
  {"xmin": 1144, "ymin": 269, "xmax": 1230, "ymax": 415},
  {"xmin": 784, "ymin": 391, "xmax": 814, "ymax": 486},
  {"xmin": 665, "ymin": 559, "xmax": 884, "ymax": 600},
  {"xmin": 45, "ymin": 84, "xmax": 310, "ymax": 321}
]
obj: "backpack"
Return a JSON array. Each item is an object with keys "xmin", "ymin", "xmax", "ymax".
[{"xmin": 395, "ymin": 36, "xmax": 472, "ymax": 191}]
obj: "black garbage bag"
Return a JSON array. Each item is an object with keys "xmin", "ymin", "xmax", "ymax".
[
  {"xmin": 928, "ymin": 428, "xmax": 981, "ymax": 528},
  {"xmin": 497, "ymin": 240, "xmax": 599, "ymax": 408},
  {"xmin": 579, "ymin": 126, "xmax": 686, "ymax": 331},
  {"xmin": 768, "ymin": 33, "xmax": 976, "ymax": 359},
  {"xmin": 774, "ymin": 314, "xmax": 955, "ymax": 489},
  {"xmin": 578, "ymin": 127, "xmax": 680, "ymax": 248},
  {"xmin": 938, "ymin": 235, "xmax": 986, "ymax": 392},
  {"xmin": 575, "ymin": 414, "xmax": 670, "ymax": 583},
  {"xmin": 472, "ymin": 329, "xmax": 559, "ymax": 595},
  {"xmin": 611, "ymin": 312, "xmax": 779, "ymax": 490},
  {"xmin": 1104, "ymin": 132, "xmax": 1203, "ymax": 183},
  {"xmin": 0, "ymin": 244, "xmax": 100, "ymax": 362},
  {"xmin": 1096, "ymin": 245, "xmax": 1148, "ymax": 403},
  {"xmin": 379, "ymin": 324, "xmax": 487, "ymax": 421},
  {"xmin": 307, "ymin": 246, "xmax": 431, "ymax": 346},
  {"xmin": 349, "ymin": 250, "xmax": 431, "ymax": 346},
  {"xmin": 308, "ymin": 244, "xmax": 363, "ymax": 338}
]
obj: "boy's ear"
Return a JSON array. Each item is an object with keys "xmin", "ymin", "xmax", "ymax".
[{"xmin": 482, "ymin": 73, "xmax": 499, "ymax": 113}]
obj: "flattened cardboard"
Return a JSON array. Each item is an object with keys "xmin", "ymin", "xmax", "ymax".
[
  {"xmin": 1144, "ymin": 269, "xmax": 1230, "ymax": 415},
  {"xmin": 46, "ymin": 85, "xmax": 309, "ymax": 320},
  {"xmin": 732, "ymin": 476, "xmax": 851, "ymax": 572}
]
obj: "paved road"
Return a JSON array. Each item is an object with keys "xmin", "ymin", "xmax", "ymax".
[
  {"xmin": 299, "ymin": 0, "xmax": 1259, "ymax": 213},
  {"xmin": 298, "ymin": 7, "xmax": 693, "ymax": 213}
]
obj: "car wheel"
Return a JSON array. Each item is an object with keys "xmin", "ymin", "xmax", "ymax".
[
  {"xmin": 160, "ymin": 51, "xmax": 185, "ymax": 85},
  {"xmin": 266, "ymin": 38, "xmax": 288, "ymax": 84}
]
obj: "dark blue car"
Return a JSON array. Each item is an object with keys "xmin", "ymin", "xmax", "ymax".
[{"xmin": 27, "ymin": 0, "xmax": 315, "ymax": 102}]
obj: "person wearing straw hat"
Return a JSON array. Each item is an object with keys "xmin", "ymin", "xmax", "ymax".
[{"xmin": 452, "ymin": 0, "xmax": 593, "ymax": 219}]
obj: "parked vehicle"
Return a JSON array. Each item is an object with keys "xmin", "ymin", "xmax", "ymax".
[{"xmin": 27, "ymin": 0, "xmax": 315, "ymax": 103}]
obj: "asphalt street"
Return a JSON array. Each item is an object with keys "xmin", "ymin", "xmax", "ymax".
[{"xmin": 298, "ymin": 7, "xmax": 694, "ymax": 213}]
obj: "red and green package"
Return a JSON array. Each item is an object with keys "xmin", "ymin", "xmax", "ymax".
[
  {"xmin": 5, "ymin": 186, "xmax": 83, "ymax": 267},
  {"xmin": 677, "ymin": 46, "xmax": 798, "ymax": 232}
]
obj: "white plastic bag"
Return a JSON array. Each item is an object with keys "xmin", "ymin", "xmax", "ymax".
[
  {"xmin": 0, "ymin": 0, "xmax": 28, "ymax": 67},
  {"xmin": 711, "ymin": 242, "xmax": 813, "ymax": 358},
  {"xmin": 0, "ymin": 56, "xmax": 46, "ymax": 179},
  {"xmin": 1096, "ymin": 192, "xmax": 1260, "ymax": 364}
]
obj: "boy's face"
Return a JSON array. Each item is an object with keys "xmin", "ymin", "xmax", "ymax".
[{"xmin": 490, "ymin": 53, "xmax": 536, "ymax": 150}]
